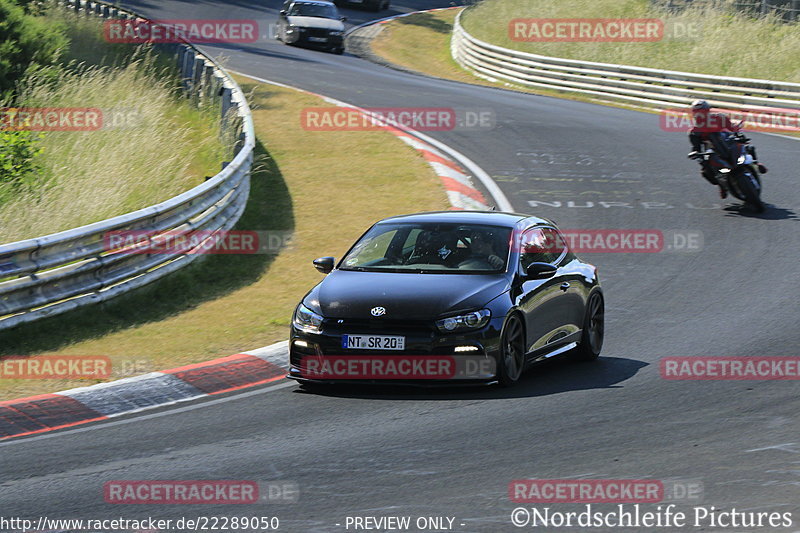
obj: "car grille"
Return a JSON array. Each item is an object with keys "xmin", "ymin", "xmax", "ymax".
[
  {"xmin": 306, "ymin": 28, "xmax": 330, "ymax": 38},
  {"xmin": 324, "ymin": 318, "xmax": 434, "ymax": 334}
]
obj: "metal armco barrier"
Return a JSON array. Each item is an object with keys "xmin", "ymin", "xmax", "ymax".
[
  {"xmin": 0, "ymin": 0, "xmax": 255, "ymax": 331},
  {"xmin": 451, "ymin": 10, "xmax": 800, "ymax": 111}
]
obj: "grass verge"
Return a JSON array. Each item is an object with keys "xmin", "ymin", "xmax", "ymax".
[
  {"xmin": 0, "ymin": 8, "xmax": 228, "ymax": 241},
  {"xmin": 462, "ymin": 0, "xmax": 800, "ymax": 82},
  {"xmin": 0, "ymin": 75, "xmax": 449, "ymax": 400},
  {"xmin": 369, "ymin": 9, "xmax": 648, "ymax": 109},
  {"xmin": 369, "ymin": 8, "xmax": 800, "ymax": 138}
]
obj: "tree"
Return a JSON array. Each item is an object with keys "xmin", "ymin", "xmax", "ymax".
[{"xmin": 0, "ymin": 0, "xmax": 67, "ymax": 97}]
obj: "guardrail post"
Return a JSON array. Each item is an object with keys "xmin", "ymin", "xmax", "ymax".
[
  {"xmin": 210, "ymin": 74, "xmax": 223, "ymax": 106},
  {"xmin": 180, "ymin": 48, "xmax": 195, "ymax": 94},
  {"xmin": 192, "ymin": 57, "xmax": 205, "ymax": 104},
  {"xmin": 202, "ymin": 64, "xmax": 215, "ymax": 103},
  {"xmin": 237, "ymin": 130, "xmax": 246, "ymax": 154},
  {"xmin": 220, "ymin": 87, "xmax": 233, "ymax": 132}
]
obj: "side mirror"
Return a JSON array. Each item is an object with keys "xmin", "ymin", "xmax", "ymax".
[
  {"xmin": 279, "ymin": 9, "xmax": 286, "ymax": 15},
  {"xmin": 313, "ymin": 256, "xmax": 335, "ymax": 274},
  {"xmin": 525, "ymin": 262, "xmax": 557, "ymax": 280},
  {"xmin": 340, "ymin": 15, "xmax": 347, "ymax": 21}
]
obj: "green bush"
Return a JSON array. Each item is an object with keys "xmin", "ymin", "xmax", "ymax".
[
  {"xmin": 0, "ymin": 0, "xmax": 68, "ymax": 98},
  {"xmin": 13, "ymin": 0, "xmax": 46, "ymax": 15},
  {"xmin": 0, "ymin": 130, "xmax": 43, "ymax": 202}
]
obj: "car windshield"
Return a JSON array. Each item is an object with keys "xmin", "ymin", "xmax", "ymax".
[
  {"xmin": 288, "ymin": 2, "xmax": 338, "ymax": 18},
  {"xmin": 340, "ymin": 222, "xmax": 512, "ymax": 274}
]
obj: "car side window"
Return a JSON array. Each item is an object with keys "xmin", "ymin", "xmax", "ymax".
[
  {"xmin": 519, "ymin": 227, "xmax": 565, "ymax": 271},
  {"xmin": 540, "ymin": 227, "xmax": 567, "ymax": 263}
]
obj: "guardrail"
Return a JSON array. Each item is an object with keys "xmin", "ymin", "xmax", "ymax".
[
  {"xmin": 451, "ymin": 9, "xmax": 800, "ymax": 111},
  {"xmin": 0, "ymin": 0, "xmax": 255, "ymax": 331}
]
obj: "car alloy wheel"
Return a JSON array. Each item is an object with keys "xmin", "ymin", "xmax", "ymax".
[{"xmin": 498, "ymin": 314, "xmax": 525, "ymax": 386}]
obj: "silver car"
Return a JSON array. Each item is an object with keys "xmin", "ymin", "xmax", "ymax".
[{"xmin": 278, "ymin": 0, "xmax": 346, "ymax": 54}]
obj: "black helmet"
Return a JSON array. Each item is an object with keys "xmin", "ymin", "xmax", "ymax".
[{"xmin": 690, "ymin": 99, "xmax": 711, "ymax": 111}]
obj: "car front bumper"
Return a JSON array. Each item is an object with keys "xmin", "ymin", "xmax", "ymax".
[
  {"xmin": 288, "ymin": 318, "xmax": 504, "ymax": 383},
  {"xmin": 284, "ymin": 29, "xmax": 343, "ymax": 48}
]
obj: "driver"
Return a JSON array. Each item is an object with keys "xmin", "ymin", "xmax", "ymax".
[
  {"xmin": 408, "ymin": 230, "xmax": 454, "ymax": 265},
  {"xmin": 458, "ymin": 230, "xmax": 505, "ymax": 270}
]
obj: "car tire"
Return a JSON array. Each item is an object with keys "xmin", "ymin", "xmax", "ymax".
[
  {"xmin": 497, "ymin": 314, "xmax": 526, "ymax": 387},
  {"xmin": 571, "ymin": 290, "xmax": 604, "ymax": 362},
  {"xmin": 332, "ymin": 46, "xmax": 344, "ymax": 55}
]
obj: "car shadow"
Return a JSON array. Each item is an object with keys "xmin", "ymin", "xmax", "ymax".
[
  {"xmin": 204, "ymin": 42, "xmax": 328, "ymax": 63},
  {"xmin": 291, "ymin": 356, "xmax": 648, "ymax": 400},
  {"xmin": 390, "ymin": 11, "xmax": 452, "ymax": 33}
]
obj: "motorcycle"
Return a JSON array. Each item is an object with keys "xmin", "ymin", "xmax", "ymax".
[{"xmin": 688, "ymin": 130, "xmax": 765, "ymax": 213}]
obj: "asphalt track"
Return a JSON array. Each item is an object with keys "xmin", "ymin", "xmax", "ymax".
[{"xmin": 2, "ymin": 1, "xmax": 799, "ymax": 531}]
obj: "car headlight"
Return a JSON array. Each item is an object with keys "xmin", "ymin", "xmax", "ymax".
[
  {"xmin": 436, "ymin": 309, "xmax": 491, "ymax": 333},
  {"xmin": 294, "ymin": 304, "xmax": 323, "ymax": 333},
  {"xmin": 329, "ymin": 30, "xmax": 343, "ymax": 36}
]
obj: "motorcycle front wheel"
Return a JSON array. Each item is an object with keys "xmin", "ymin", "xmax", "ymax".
[{"xmin": 734, "ymin": 167, "xmax": 765, "ymax": 213}]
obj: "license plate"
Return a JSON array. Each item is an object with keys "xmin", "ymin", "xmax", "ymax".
[
  {"xmin": 342, "ymin": 334, "xmax": 405, "ymax": 350},
  {"xmin": 308, "ymin": 36, "xmax": 327, "ymax": 42}
]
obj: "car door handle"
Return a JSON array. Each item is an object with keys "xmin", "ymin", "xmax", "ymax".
[{"xmin": 560, "ymin": 282, "xmax": 570, "ymax": 292}]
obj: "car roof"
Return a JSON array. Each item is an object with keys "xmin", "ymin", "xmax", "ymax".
[{"xmin": 375, "ymin": 210, "xmax": 554, "ymax": 228}]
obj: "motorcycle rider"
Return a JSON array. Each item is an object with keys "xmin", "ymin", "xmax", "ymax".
[{"xmin": 687, "ymin": 99, "xmax": 767, "ymax": 199}]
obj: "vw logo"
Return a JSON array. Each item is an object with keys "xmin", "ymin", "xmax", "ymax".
[{"xmin": 370, "ymin": 306, "xmax": 386, "ymax": 317}]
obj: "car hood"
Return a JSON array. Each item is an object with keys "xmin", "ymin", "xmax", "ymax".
[
  {"xmin": 306, "ymin": 270, "xmax": 510, "ymax": 320},
  {"xmin": 286, "ymin": 16, "xmax": 344, "ymax": 31}
]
